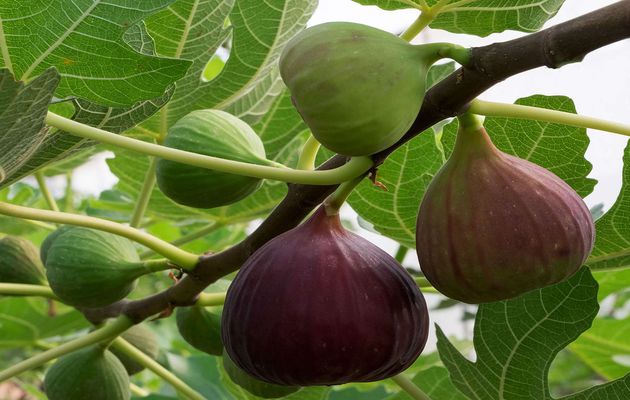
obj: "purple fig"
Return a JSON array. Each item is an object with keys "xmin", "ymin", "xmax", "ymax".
[
  {"xmin": 222, "ymin": 207, "xmax": 429, "ymax": 386},
  {"xmin": 416, "ymin": 123, "xmax": 595, "ymax": 303}
]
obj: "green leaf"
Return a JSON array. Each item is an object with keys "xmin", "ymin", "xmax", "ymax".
[
  {"xmin": 587, "ymin": 142, "xmax": 630, "ymax": 270},
  {"xmin": 0, "ymin": 68, "xmax": 59, "ymax": 185},
  {"xmin": 570, "ymin": 317, "xmax": 630, "ymax": 381},
  {"xmin": 350, "ymin": 94, "xmax": 593, "ymax": 248},
  {"xmin": 428, "ymin": 0, "xmax": 567, "ymax": 37},
  {"xmin": 351, "ymin": 0, "xmax": 424, "ymax": 11},
  {"xmin": 0, "ymin": 0, "xmax": 190, "ymax": 106},
  {"xmin": 437, "ymin": 267, "xmax": 630, "ymax": 399},
  {"xmin": 387, "ymin": 367, "xmax": 467, "ymax": 400},
  {"xmin": 592, "ymin": 269, "xmax": 630, "ymax": 301},
  {"xmin": 0, "ymin": 297, "xmax": 88, "ymax": 348},
  {"xmin": 142, "ymin": 0, "xmax": 316, "ymax": 129}
]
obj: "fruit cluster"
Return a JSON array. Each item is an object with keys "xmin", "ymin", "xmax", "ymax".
[{"xmin": 0, "ymin": 21, "xmax": 595, "ymax": 399}]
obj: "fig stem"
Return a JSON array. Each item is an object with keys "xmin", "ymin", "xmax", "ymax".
[
  {"xmin": 130, "ymin": 156, "xmax": 158, "ymax": 229},
  {"xmin": 324, "ymin": 175, "xmax": 366, "ymax": 215},
  {"xmin": 196, "ymin": 292, "xmax": 226, "ymax": 307},
  {"xmin": 0, "ymin": 202, "xmax": 200, "ymax": 269},
  {"xmin": 139, "ymin": 221, "xmax": 225, "ymax": 259},
  {"xmin": 468, "ymin": 99, "xmax": 630, "ymax": 137},
  {"xmin": 457, "ymin": 112, "xmax": 484, "ymax": 131},
  {"xmin": 0, "ymin": 315, "xmax": 133, "ymax": 382},
  {"xmin": 141, "ymin": 258, "xmax": 174, "ymax": 273},
  {"xmin": 395, "ymin": 246, "xmax": 410, "ymax": 263},
  {"xmin": 45, "ymin": 112, "xmax": 374, "ymax": 185},
  {"xmin": 111, "ymin": 337, "xmax": 205, "ymax": 400},
  {"xmin": 400, "ymin": 10, "xmax": 435, "ymax": 42},
  {"xmin": 0, "ymin": 283, "xmax": 59, "ymax": 300},
  {"xmin": 297, "ymin": 134, "xmax": 321, "ymax": 170},
  {"xmin": 34, "ymin": 171, "xmax": 60, "ymax": 213},
  {"xmin": 391, "ymin": 374, "xmax": 433, "ymax": 400}
]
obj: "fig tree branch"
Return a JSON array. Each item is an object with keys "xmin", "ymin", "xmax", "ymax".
[{"xmin": 82, "ymin": 0, "xmax": 630, "ymax": 324}]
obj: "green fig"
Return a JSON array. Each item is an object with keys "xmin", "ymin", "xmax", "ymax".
[
  {"xmin": 280, "ymin": 22, "xmax": 443, "ymax": 156},
  {"xmin": 40, "ymin": 225, "xmax": 72, "ymax": 265},
  {"xmin": 223, "ymin": 350, "xmax": 300, "ymax": 399},
  {"xmin": 110, "ymin": 324, "xmax": 159, "ymax": 375},
  {"xmin": 0, "ymin": 236, "xmax": 46, "ymax": 285},
  {"xmin": 45, "ymin": 227, "xmax": 168, "ymax": 308},
  {"xmin": 176, "ymin": 305, "xmax": 223, "ymax": 356},
  {"xmin": 44, "ymin": 346, "xmax": 130, "ymax": 400},
  {"xmin": 157, "ymin": 110, "xmax": 270, "ymax": 209},
  {"xmin": 416, "ymin": 122, "xmax": 595, "ymax": 303}
]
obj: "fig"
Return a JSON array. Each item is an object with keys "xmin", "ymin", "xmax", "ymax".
[
  {"xmin": 0, "ymin": 236, "xmax": 46, "ymax": 285},
  {"xmin": 45, "ymin": 227, "xmax": 162, "ymax": 308},
  {"xmin": 416, "ymin": 123, "xmax": 595, "ymax": 303},
  {"xmin": 223, "ymin": 350, "xmax": 300, "ymax": 398},
  {"xmin": 280, "ymin": 22, "xmax": 441, "ymax": 156},
  {"xmin": 156, "ymin": 110, "xmax": 269, "ymax": 209},
  {"xmin": 110, "ymin": 324, "xmax": 159, "ymax": 375},
  {"xmin": 40, "ymin": 225, "xmax": 72, "ymax": 265},
  {"xmin": 222, "ymin": 207, "xmax": 429, "ymax": 386},
  {"xmin": 44, "ymin": 346, "xmax": 130, "ymax": 400},
  {"xmin": 176, "ymin": 305, "xmax": 223, "ymax": 356}
]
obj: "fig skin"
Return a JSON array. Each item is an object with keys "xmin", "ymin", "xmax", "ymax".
[
  {"xmin": 416, "ymin": 124, "xmax": 595, "ymax": 303},
  {"xmin": 222, "ymin": 207, "xmax": 429, "ymax": 386},
  {"xmin": 280, "ymin": 22, "xmax": 439, "ymax": 156},
  {"xmin": 44, "ymin": 346, "xmax": 130, "ymax": 400},
  {"xmin": 110, "ymin": 324, "xmax": 159, "ymax": 375},
  {"xmin": 44, "ymin": 227, "xmax": 147, "ymax": 308},
  {"xmin": 0, "ymin": 236, "xmax": 46, "ymax": 285},
  {"xmin": 157, "ymin": 110, "xmax": 268, "ymax": 209},
  {"xmin": 176, "ymin": 305, "xmax": 223, "ymax": 356}
]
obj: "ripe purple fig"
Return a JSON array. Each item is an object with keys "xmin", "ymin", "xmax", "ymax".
[
  {"xmin": 416, "ymin": 122, "xmax": 595, "ymax": 303},
  {"xmin": 222, "ymin": 207, "xmax": 429, "ymax": 386}
]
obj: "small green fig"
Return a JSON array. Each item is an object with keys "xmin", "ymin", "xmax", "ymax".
[
  {"xmin": 157, "ymin": 110, "xmax": 270, "ymax": 209},
  {"xmin": 45, "ymin": 227, "xmax": 161, "ymax": 308},
  {"xmin": 44, "ymin": 346, "xmax": 130, "ymax": 400},
  {"xmin": 416, "ymin": 123, "xmax": 595, "ymax": 303},
  {"xmin": 223, "ymin": 350, "xmax": 300, "ymax": 398},
  {"xmin": 110, "ymin": 324, "xmax": 159, "ymax": 375},
  {"xmin": 40, "ymin": 225, "xmax": 72, "ymax": 265},
  {"xmin": 280, "ymin": 22, "xmax": 442, "ymax": 156},
  {"xmin": 176, "ymin": 305, "xmax": 223, "ymax": 356},
  {"xmin": 0, "ymin": 236, "xmax": 46, "ymax": 285}
]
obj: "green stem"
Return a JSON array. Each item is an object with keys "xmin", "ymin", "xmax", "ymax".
[
  {"xmin": 400, "ymin": 11, "xmax": 435, "ymax": 42},
  {"xmin": 130, "ymin": 383, "xmax": 150, "ymax": 397},
  {"xmin": 45, "ymin": 112, "xmax": 373, "ymax": 185},
  {"xmin": 23, "ymin": 219, "xmax": 57, "ymax": 231},
  {"xmin": 196, "ymin": 292, "xmax": 227, "ymax": 307},
  {"xmin": 0, "ymin": 202, "xmax": 199, "ymax": 269},
  {"xmin": 468, "ymin": 99, "xmax": 630, "ymax": 137},
  {"xmin": 0, "ymin": 316, "xmax": 133, "ymax": 382},
  {"xmin": 34, "ymin": 172, "xmax": 59, "ymax": 212},
  {"xmin": 111, "ymin": 338, "xmax": 205, "ymax": 400},
  {"xmin": 395, "ymin": 246, "xmax": 410, "ymax": 263},
  {"xmin": 130, "ymin": 157, "xmax": 158, "ymax": 228},
  {"xmin": 297, "ymin": 135, "xmax": 321, "ymax": 170},
  {"xmin": 0, "ymin": 283, "xmax": 59, "ymax": 300},
  {"xmin": 64, "ymin": 172, "xmax": 74, "ymax": 213},
  {"xmin": 139, "ymin": 222, "xmax": 224, "ymax": 259},
  {"xmin": 141, "ymin": 258, "xmax": 174, "ymax": 273},
  {"xmin": 391, "ymin": 374, "xmax": 433, "ymax": 400},
  {"xmin": 457, "ymin": 111, "xmax": 484, "ymax": 131},
  {"xmin": 323, "ymin": 175, "xmax": 365, "ymax": 215}
]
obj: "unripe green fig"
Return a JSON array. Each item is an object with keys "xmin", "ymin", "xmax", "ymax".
[
  {"xmin": 223, "ymin": 350, "xmax": 300, "ymax": 398},
  {"xmin": 44, "ymin": 346, "xmax": 130, "ymax": 400},
  {"xmin": 40, "ymin": 225, "xmax": 72, "ymax": 265},
  {"xmin": 416, "ymin": 123, "xmax": 595, "ymax": 303},
  {"xmin": 0, "ymin": 236, "xmax": 46, "ymax": 285},
  {"xmin": 157, "ymin": 110, "xmax": 269, "ymax": 209},
  {"xmin": 280, "ymin": 22, "xmax": 442, "ymax": 156},
  {"xmin": 110, "ymin": 324, "xmax": 159, "ymax": 375},
  {"xmin": 45, "ymin": 227, "xmax": 164, "ymax": 308},
  {"xmin": 176, "ymin": 305, "xmax": 223, "ymax": 356}
]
